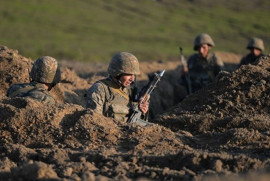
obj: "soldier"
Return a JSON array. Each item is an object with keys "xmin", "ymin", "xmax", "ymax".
[
  {"xmin": 181, "ymin": 33, "xmax": 224, "ymax": 93},
  {"xmin": 239, "ymin": 37, "xmax": 265, "ymax": 67},
  {"xmin": 7, "ymin": 56, "xmax": 61, "ymax": 104},
  {"xmin": 86, "ymin": 52, "xmax": 150, "ymax": 126}
]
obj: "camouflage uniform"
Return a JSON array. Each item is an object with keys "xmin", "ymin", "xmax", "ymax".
[
  {"xmin": 239, "ymin": 53, "xmax": 264, "ymax": 66},
  {"xmin": 186, "ymin": 33, "xmax": 224, "ymax": 93},
  {"xmin": 7, "ymin": 82, "xmax": 55, "ymax": 104},
  {"xmin": 239, "ymin": 37, "xmax": 265, "ymax": 67},
  {"xmin": 6, "ymin": 56, "xmax": 60, "ymax": 104},
  {"xmin": 188, "ymin": 53, "xmax": 224, "ymax": 93},
  {"xmin": 86, "ymin": 77, "xmax": 135, "ymax": 122},
  {"xmin": 86, "ymin": 52, "xmax": 148, "ymax": 124}
]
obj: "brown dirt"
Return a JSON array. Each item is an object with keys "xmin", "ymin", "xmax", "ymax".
[{"xmin": 1, "ymin": 45, "xmax": 270, "ymax": 181}]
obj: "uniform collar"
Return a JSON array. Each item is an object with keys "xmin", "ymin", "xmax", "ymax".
[{"xmin": 197, "ymin": 52, "xmax": 213, "ymax": 62}]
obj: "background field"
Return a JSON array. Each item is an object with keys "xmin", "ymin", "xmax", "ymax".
[{"xmin": 0, "ymin": 0, "xmax": 269, "ymax": 62}]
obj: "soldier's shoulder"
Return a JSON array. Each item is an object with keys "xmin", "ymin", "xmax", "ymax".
[
  {"xmin": 87, "ymin": 79, "xmax": 112, "ymax": 99},
  {"xmin": 7, "ymin": 83, "xmax": 31, "ymax": 96},
  {"xmin": 210, "ymin": 53, "xmax": 224, "ymax": 66},
  {"xmin": 89, "ymin": 79, "xmax": 108, "ymax": 92},
  {"xmin": 209, "ymin": 52, "xmax": 219, "ymax": 59},
  {"xmin": 239, "ymin": 53, "xmax": 251, "ymax": 64}
]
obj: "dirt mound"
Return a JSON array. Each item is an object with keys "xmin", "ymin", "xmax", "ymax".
[
  {"xmin": 0, "ymin": 96, "xmax": 189, "ymax": 180},
  {"xmin": 0, "ymin": 46, "xmax": 33, "ymax": 98},
  {"xmin": 50, "ymin": 67, "xmax": 93, "ymax": 106},
  {"xmin": 153, "ymin": 55, "xmax": 270, "ymax": 179},
  {"xmin": 155, "ymin": 55, "xmax": 270, "ymax": 134},
  {"xmin": 1, "ymin": 45, "xmax": 270, "ymax": 180}
]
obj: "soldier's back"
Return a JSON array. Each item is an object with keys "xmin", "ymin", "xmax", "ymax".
[{"xmin": 7, "ymin": 82, "xmax": 55, "ymax": 105}]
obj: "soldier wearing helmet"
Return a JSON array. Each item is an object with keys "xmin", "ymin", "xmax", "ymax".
[
  {"xmin": 180, "ymin": 33, "xmax": 224, "ymax": 93},
  {"xmin": 239, "ymin": 37, "xmax": 265, "ymax": 67},
  {"xmin": 7, "ymin": 56, "xmax": 61, "ymax": 104},
  {"xmin": 86, "ymin": 52, "xmax": 150, "ymax": 126}
]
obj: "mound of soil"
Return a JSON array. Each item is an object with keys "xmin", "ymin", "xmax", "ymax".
[
  {"xmin": 0, "ymin": 46, "xmax": 33, "ymax": 98},
  {"xmin": 155, "ymin": 55, "xmax": 270, "ymax": 134},
  {"xmin": 154, "ymin": 55, "xmax": 270, "ymax": 179},
  {"xmin": 1, "ymin": 45, "xmax": 270, "ymax": 180},
  {"xmin": 0, "ymin": 97, "xmax": 189, "ymax": 180}
]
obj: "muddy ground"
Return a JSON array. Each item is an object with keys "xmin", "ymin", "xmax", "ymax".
[{"xmin": 1, "ymin": 45, "xmax": 270, "ymax": 181}]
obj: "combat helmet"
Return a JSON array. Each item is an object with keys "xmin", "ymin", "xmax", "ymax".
[
  {"xmin": 246, "ymin": 37, "xmax": 264, "ymax": 51},
  {"xmin": 30, "ymin": 56, "xmax": 61, "ymax": 84},
  {"xmin": 108, "ymin": 52, "xmax": 140, "ymax": 77},
  {"xmin": 193, "ymin": 33, "xmax": 215, "ymax": 50}
]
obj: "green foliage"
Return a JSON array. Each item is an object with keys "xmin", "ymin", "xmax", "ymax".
[{"xmin": 0, "ymin": 0, "xmax": 269, "ymax": 62}]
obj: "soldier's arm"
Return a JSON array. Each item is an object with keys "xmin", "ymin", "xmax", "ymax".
[
  {"xmin": 211, "ymin": 54, "xmax": 224, "ymax": 77},
  {"xmin": 28, "ymin": 90, "xmax": 56, "ymax": 105},
  {"xmin": 86, "ymin": 82, "xmax": 106, "ymax": 114},
  {"xmin": 214, "ymin": 54, "xmax": 224, "ymax": 68}
]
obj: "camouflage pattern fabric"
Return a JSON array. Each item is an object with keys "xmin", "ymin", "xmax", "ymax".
[
  {"xmin": 187, "ymin": 53, "xmax": 224, "ymax": 93},
  {"xmin": 7, "ymin": 82, "xmax": 55, "ymax": 105},
  {"xmin": 30, "ymin": 56, "xmax": 61, "ymax": 84},
  {"xmin": 239, "ymin": 53, "xmax": 264, "ymax": 67},
  {"xmin": 86, "ymin": 77, "xmax": 134, "ymax": 122}
]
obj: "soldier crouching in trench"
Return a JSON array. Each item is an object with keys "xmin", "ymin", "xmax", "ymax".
[
  {"xmin": 7, "ymin": 56, "xmax": 61, "ymax": 105},
  {"xmin": 86, "ymin": 52, "xmax": 152, "ymax": 126}
]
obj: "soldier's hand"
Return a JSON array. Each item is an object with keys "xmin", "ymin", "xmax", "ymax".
[
  {"xmin": 139, "ymin": 100, "xmax": 149, "ymax": 115},
  {"xmin": 181, "ymin": 66, "xmax": 189, "ymax": 75}
]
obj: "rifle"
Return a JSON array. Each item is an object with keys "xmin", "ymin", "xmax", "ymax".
[
  {"xmin": 127, "ymin": 69, "xmax": 165, "ymax": 125},
  {"xmin": 179, "ymin": 47, "xmax": 192, "ymax": 94}
]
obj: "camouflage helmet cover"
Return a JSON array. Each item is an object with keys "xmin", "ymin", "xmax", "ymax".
[
  {"xmin": 193, "ymin": 33, "xmax": 215, "ymax": 50},
  {"xmin": 107, "ymin": 52, "xmax": 140, "ymax": 77},
  {"xmin": 247, "ymin": 37, "xmax": 264, "ymax": 51},
  {"xmin": 30, "ymin": 56, "xmax": 61, "ymax": 84}
]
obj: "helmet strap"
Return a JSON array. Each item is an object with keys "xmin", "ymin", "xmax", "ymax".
[
  {"xmin": 116, "ymin": 75, "xmax": 125, "ymax": 87},
  {"xmin": 111, "ymin": 75, "xmax": 123, "ymax": 88}
]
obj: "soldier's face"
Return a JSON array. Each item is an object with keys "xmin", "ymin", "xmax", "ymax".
[
  {"xmin": 198, "ymin": 44, "xmax": 210, "ymax": 58},
  {"xmin": 119, "ymin": 74, "xmax": 135, "ymax": 87},
  {"xmin": 251, "ymin": 48, "xmax": 261, "ymax": 57}
]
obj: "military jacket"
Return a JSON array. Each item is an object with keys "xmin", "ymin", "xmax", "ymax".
[
  {"xmin": 86, "ymin": 77, "xmax": 135, "ymax": 122},
  {"xmin": 6, "ymin": 82, "xmax": 55, "ymax": 105},
  {"xmin": 188, "ymin": 53, "xmax": 224, "ymax": 92},
  {"xmin": 239, "ymin": 53, "xmax": 264, "ymax": 67}
]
